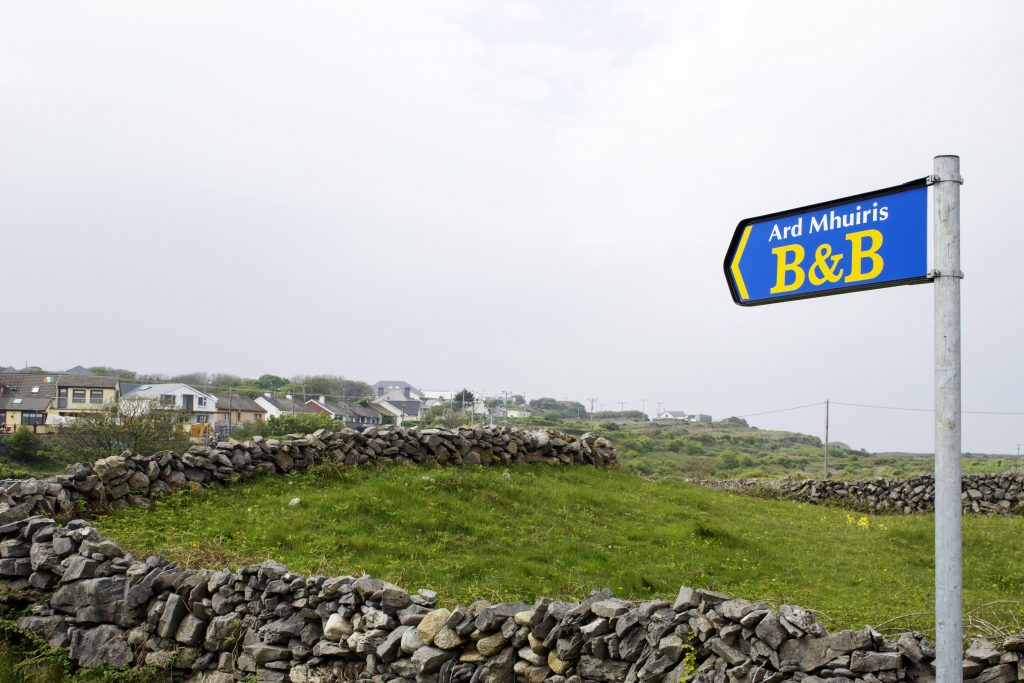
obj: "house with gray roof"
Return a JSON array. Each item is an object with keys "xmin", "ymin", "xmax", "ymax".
[
  {"xmin": 306, "ymin": 398, "xmax": 383, "ymax": 427},
  {"xmin": 212, "ymin": 394, "xmax": 267, "ymax": 427},
  {"xmin": 373, "ymin": 381, "xmax": 422, "ymax": 400},
  {"xmin": 0, "ymin": 371, "xmax": 119, "ymax": 433},
  {"xmin": 255, "ymin": 394, "xmax": 316, "ymax": 418}
]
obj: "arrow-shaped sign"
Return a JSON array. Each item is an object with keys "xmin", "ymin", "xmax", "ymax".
[{"xmin": 724, "ymin": 179, "xmax": 930, "ymax": 306}]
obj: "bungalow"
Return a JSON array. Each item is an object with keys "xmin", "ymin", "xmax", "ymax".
[
  {"xmin": 306, "ymin": 397, "xmax": 383, "ymax": 427},
  {"xmin": 373, "ymin": 398, "xmax": 422, "ymax": 426},
  {"xmin": 657, "ymin": 410, "xmax": 689, "ymax": 420},
  {"xmin": 212, "ymin": 395, "xmax": 267, "ymax": 427},
  {"xmin": 254, "ymin": 394, "xmax": 316, "ymax": 418},
  {"xmin": 121, "ymin": 383, "xmax": 219, "ymax": 423}
]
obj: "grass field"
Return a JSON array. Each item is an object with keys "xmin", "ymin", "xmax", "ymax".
[{"xmin": 95, "ymin": 464, "xmax": 1024, "ymax": 639}]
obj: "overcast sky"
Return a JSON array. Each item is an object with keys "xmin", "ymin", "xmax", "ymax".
[{"xmin": 3, "ymin": 1, "xmax": 1022, "ymax": 453}]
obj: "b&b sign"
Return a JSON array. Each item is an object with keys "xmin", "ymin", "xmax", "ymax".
[{"xmin": 724, "ymin": 179, "xmax": 929, "ymax": 305}]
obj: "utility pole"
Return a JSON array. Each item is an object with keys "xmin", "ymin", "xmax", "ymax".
[
  {"xmin": 640, "ymin": 398, "xmax": 647, "ymax": 421},
  {"xmin": 932, "ymin": 154, "xmax": 963, "ymax": 683},
  {"xmin": 657, "ymin": 401, "xmax": 663, "ymax": 420},
  {"xmin": 823, "ymin": 399, "xmax": 829, "ymax": 480},
  {"xmin": 587, "ymin": 398, "xmax": 597, "ymax": 421},
  {"xmin": 618, "ymin": 401, "xmax": 626, "ymax": 417}
]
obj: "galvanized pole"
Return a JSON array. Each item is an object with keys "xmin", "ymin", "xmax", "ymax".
[{"xmin": 933, "ymin": 154, "xmax": 963, "ymax": 683}]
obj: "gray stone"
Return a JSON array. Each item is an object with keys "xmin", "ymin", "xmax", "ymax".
[
  {"xmin": 780, "ymin": 604, "xmax": 827, "ymax": 637},
  {"xmin": 518, "ymin": 645, "xmax": 546, "ymax": 666},
  {"xmin": 204, "ymin": 612, "xmax": 240, "ymax": 651},
  {"xmin": 673, "ymin": 586, "xmax": 700, "ymax": 610},
  {"xmin": 1003, "ymin": 636, "xmax": 1024, "ymax": 653},
  {"xmin": 157, "ymin": 593, "xmax": 189, "ymax": 638},
  {"xmin": 401, "ymin": 624, "xmax": 425, "ymax": 654},
  {"xmin": 780, "ymin": 637, "xmax": 832, "ymax": 672},
  {"xmin": 977, "ymin": 663, "xmax": 1017, "ymax": 683},
  {"xmin": 826, "ymin": 628, "xmax": 875, "ymax": 654},
  {"xmin": 479, "ymin": 646, "xmax": 515, "ymax": 683},
  {"xmin": 850, "ymin": 651, "xmax": 904, "ymax": 672},
  {"xmin": 475, "ymin": 601, "xmax": 532, "ymax": 632},
  {"xmin": 967, "ymin": 637, "xmax": 1001, "ymax": 664},
  {"xmin": 590, "ymin": 597, "xmax": 631, "ymax": 618},
  {"xmin": 17, "ymin": 615, "xmax": 69, "ymax": 648},
  {"xmin": 756, "ymin": 611, "xmax": 789, "ymax": 649},
  {"xmin": 376, "ymin": 625, "xmax": 409, "ymax": 662},
  {"xmin": 578, "ymin": 654, "xmax": 630, "ymax": 682},
  {"xmin": 581, "ymin": 616, "xmax": 610, "ymax": 638},
  {"xmin": 411, "ymin": 645, "xmax": 457, "ymax": 675},
  {"xmin": 897, "ymin": 633, "xmax": 928, "ymax": 663},
  {"xmin": 719, "ymin": 598, "xmax": 756, "ymax": 621},
  {"xmin": 175, "ymin": 614, "xmax": 208, "ymax": 646},
  {"xmin": 69, "ymin": 624, "xmax": 133, "ymax": 668},
  {"xmin": 244, "ymin": 642, "xmax": 292, "ymax": 664}
]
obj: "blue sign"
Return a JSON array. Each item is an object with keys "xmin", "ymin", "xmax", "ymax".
[{"xmin": 724, "ymin": 179, "xmax": 929, "ymax": 306}]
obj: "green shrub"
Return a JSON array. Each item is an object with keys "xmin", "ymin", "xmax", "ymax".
[
  {"xmin": 2, "ymin": 427, "xmax": 43, "ymax": 462},
  {"xmin": 265, "ymin": 413, "xmax": 336, "ymax": 436}
]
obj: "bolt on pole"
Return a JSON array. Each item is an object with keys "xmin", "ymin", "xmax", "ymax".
[{"xmin": 932, "ymin": 154, "xmax": 963, "ymax": 683}]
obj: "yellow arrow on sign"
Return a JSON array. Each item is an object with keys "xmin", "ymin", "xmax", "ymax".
[{"xmin": 729, "ymin": 225, "xmax": 752, "ymax": 300}]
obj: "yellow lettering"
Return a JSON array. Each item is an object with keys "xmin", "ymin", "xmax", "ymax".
[
  {"xmin": 845, "ymin": 229, "xmax": 884, "ymax": 282},
  {"xmin": 770, "ymin": 244, "xmax": 806, "ymax": 293}
]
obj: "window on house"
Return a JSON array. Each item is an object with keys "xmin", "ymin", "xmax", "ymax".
[
  {"xmin": 21, "ymin": 411, "xmax": 45, "ymax": 425},
  {"xmin": 160, "ymin": 395, "xmax": 174, "ymax": 406},
  {"xmin": 197, "ymin": 397, "xmax": 206, "ymax": 407},
  {"xmin": 72, "ymin": 389, "xmax": 86, "ymax": 403},
  {"xmin": 90, "ymin": 390, "xmax": 103, "ymax": 404},
  {"xmin": 31, "ymin": 386, "xmax": 39, "ymax": 394},
  {"xmin": 196, "ymin": 414, "xmax": 209, "ymax": 423},
  {"xmin": 58, "ymin": 388, "xmax": 68, "ymax": 409}
]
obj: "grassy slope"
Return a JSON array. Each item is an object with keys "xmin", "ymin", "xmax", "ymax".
[{"xmin": 95, "ymin": 465, "xmax": 1024, "ymax": 637}]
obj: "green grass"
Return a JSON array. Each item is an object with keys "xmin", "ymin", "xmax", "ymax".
[{"xmin": 94, "ymin": 464, "xmax": 1024, "ymax": 638}]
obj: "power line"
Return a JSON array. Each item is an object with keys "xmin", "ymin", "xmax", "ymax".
[
  {"xmin": 833, "ymin": 401, "xmax": 1024, "ymax": 416},
  {"xmin": 738, "ymin": 402, "xmax": 824, "ymax": 418}
]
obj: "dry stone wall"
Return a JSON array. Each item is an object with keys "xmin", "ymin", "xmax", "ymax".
[
  {"xmin": 4, "ymin": 510, "xmax": 1020, "ymax": 683},
  {"xmin": 0, "ymin": 425, "xmax": 616, "ymax": 525},
  {"xmin": 692, "ymin": 473, "xmax": 1024, "ymax": 515}
]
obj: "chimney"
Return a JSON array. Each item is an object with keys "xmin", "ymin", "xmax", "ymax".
[
  {"xmin": 285, "ymin": 394, "xmax": 293, "ymax": 400},
  {"xmin": 264, "ymin": 392, "xmax": 271, "ymax": 398},
  {"xmin": 319, "ymin": 395, "xmax": 326, "ymax": 404}
]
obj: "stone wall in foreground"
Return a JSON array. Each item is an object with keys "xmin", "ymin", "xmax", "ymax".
[
  {"xmin": 0, "ymin": 425, "xmax": 616, "ymax": 526},
  {"xmin": 3, "ymin": 509, "xmax": 1020, "ymax": 683},
  {"xmin": 692, "ymin": 473, "xmax": 1024, "ymax": 515}
]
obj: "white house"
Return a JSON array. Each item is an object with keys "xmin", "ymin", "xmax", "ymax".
[
  {"xmin": 255, "ymin": 394, "xmax": 315, "ymax": 418},
  {"xmin": 121, "ymin": 383, "xmax": 219, "ymax": 423},
  {"xmin": 658, "ymin": 410, "xmax": 689, "ymax": 420}
]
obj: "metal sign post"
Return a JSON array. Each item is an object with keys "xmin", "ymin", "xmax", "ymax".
[
  {"xmin": 932, "ymin": 155, "xmax": 963, "ymax": 683},
  {"xmin": 724, "ymin": 156, "xmax": 965, "ymax": 681}
]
